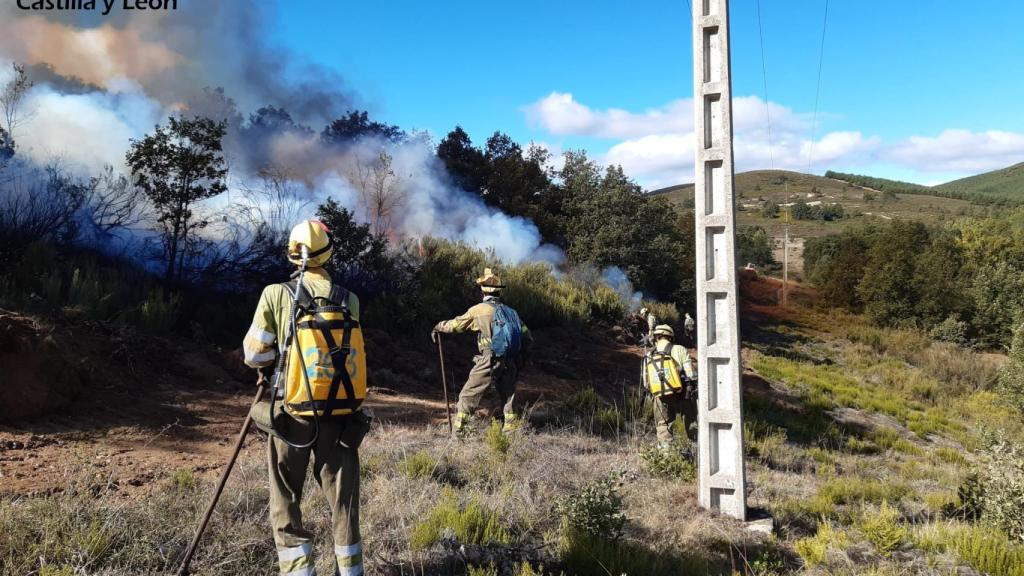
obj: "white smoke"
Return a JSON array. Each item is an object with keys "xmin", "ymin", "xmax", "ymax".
[
  {"xmin": 601, "ymin": 266, "xmax": 644, "ymax": 312},
  {"xmin": 8, "ymin": 70, "xmax": 165, "ymax": 174}
]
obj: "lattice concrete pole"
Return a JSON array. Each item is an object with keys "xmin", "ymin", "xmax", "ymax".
[{"xmin": 693, "ymin": 0, "xmax": 747, "ymax": 520}]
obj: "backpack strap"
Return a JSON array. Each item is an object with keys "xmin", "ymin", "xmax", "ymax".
[{"xmin": 310, "ymin": 284, "xmax": 359, "ymax": 416}]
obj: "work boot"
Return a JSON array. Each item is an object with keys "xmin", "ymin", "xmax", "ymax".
[
  {"xmin": 501, "ymin": 412, "xmax": 524, "ymax": 434},
  {"xmin": 451, "ymin": 411, "xmax": 472, "ymax": 439}
]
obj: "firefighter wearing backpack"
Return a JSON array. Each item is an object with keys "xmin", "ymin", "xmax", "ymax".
[
  {"xmin": 432, "ymin": 268, "xmax": 532, "ymax": 435},
  {"xmin": 643, "ymin": 324, "xmax": 698, "ymax": 448},
  {"xmin": 243, "ymin": 219, "xmax": 368, "ymax": 576}
]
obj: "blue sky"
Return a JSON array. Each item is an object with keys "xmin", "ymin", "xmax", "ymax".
[{"xmin": 269, "ymin": 0, "xmax": 1024, "ymax": 188}]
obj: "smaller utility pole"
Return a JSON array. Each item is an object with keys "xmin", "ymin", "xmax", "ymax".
[{"xmin": 782, "ymin": 226, "xmax": 789, "ymax": 307}]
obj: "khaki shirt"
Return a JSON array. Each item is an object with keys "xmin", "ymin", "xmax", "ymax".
[
  {"xmin": 435, "ymin": 296, "xmax": 532, "ymax": 354},
  {"xmin": 243, "ymin": 267, "xmax": 361, "ymax": 368},
  {"xmin": 653, "ymin": 338, "xmax": 696, "ymax": 380}
]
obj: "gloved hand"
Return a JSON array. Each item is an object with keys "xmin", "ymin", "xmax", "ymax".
[{"xmin": 431, "ymin": 329, "xmax": 440, "ymax": 344}]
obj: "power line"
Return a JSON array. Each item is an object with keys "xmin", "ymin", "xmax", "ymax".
[
  {"xmin": 754, "ymin": 0, "xmax": 774, "ymax": 170},
  {"xmin": 807, "ymin": 0, "xmax": 830, "ymax": 172}
]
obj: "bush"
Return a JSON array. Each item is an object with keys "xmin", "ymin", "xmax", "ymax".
[
  {"xmin": 409, "ymin": 488, "xmax": 511, "ymax": 550},
  {"xmin": 930, "ymin": 315, "xmax": 969, "ymax": 345},
  {"xmin": 915, "ymin": 522, "xmax": 1024, "ymax": 576},
  {"xmin": 858, "ymin": 501, "xmax": 906, "ymax": 556},
  {"xmin": 555, "ymin": 477, "xmax": 625, "ymax": 540},
  {"xmin": 564, "ymin": 387, "xmax": 604, "ymax": 415},
  {"xmin": 998, "ymin": 324, "xmax": 1024, "ymax": 413},
  {"xmin": 594, "ymin": 406, "xmax": 624, "ymax": 436},
  {"xmin": 483, "ymin": 420, "xmax": 511, "ymax": 458},
  {"xmin": 398, "ymin": 449, "xmax": 438, "ymax": 480},
  {"xmin": 978, "ymin": 441, "xmax": 1024, "ymax": 541},
  {"xmin": 794, "ymin": 521, "xmax": 847, "ymax": 567},
  {"xmin": 639, "ymin": 443, "xmax": 696, "ymax": 481},
  {"xmin": 559, "ymin": 530, "xmax": 704, "ymax": 576},
  {"xmin": 139, "ymin": 289, "xmax": 181, "ymax": 334}
]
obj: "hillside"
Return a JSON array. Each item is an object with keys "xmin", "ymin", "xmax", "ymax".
[
  {"xmin": 3, "ymin": 274, "xmax": 1022, "ymax": 576},
  {"xmin": 936, "ymin": 161, "xmax": 1024, "ymax": 201},
  {"xmin": 651, "ymin": 169, "xmax": 978, "ymax": 274},
  {"xmin": 650, "ymin": 169, "xmax": 982, "ymax": 242}
]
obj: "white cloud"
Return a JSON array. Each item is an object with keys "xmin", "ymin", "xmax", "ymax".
[
  {"xmin": 524, "ymin": 92, "xmax": 1024, "ymax": 187},
  {"xmin": 525, "ymin": 92, "xmax": 693, "ymax": 139},
  {"xmin": 883, "ymin": 129, "xmax": 1024, "ymax": 173}
]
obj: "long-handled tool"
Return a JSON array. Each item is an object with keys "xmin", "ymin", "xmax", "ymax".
[
  {"xmin": 176, "ymin": 376, "xmax": 267, "ymax": 576},
  {"xmin": 436, "ymin": 335, "xmax": 453, "ymax": 433}
]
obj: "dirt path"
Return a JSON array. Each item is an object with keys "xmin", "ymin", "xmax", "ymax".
[{"xmin": 0, "ymin": 314, "xmax": 644, "ymax": 497}]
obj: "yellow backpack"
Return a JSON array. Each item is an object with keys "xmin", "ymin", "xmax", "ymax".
[
  {"xmin": 282, "ymin": 281, "xmax": 366, "ymax": 417},
  {"xmin": 643, "ymin": 343, "xmax": 685, "ymax": 397}
]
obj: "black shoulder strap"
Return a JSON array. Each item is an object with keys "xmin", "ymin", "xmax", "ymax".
[{"xmin": 327, "ymin": 284, "xmax": 349, "ymax": 308}]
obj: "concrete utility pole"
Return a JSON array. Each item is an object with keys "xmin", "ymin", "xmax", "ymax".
[{"xmin": 692, "ymin": 0, "xmax": 747, "ymax": 520}]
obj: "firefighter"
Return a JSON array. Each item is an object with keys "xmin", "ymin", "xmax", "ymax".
[
  {"xmin": 432, "ymin": 268, "xmax": 532, "ymax": 435},
  {"xmin": 243, "ymin": 220, "xmax": 366, "ymax": 576},
  {"xmin": 643, "ymin": 324, "xmax": 698, "ymax": 448}
]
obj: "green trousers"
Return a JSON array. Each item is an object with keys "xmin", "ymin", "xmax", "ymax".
[
  {"xmin": 267, "ymin": 406, "xmax": 362, "ymax": 576},
  {"xmin": 652, "ymin": 392, "xmax": 698, "ymax": 446},
  {"xmin": 455, "ymin": 351, "xmax": 518, "ymax": 422}
]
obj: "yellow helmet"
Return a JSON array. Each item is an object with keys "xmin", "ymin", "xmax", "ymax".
[
  {"xmin": 287, "ymin": 219, "xmax": 333, "ymax": 267},
  {"xmin": 652, "ymin": 324, "xmax": 675, "ymax": 338},
  {"xmin": 476, "ymin": 267, "xmax": 504, "ymax": 294}
]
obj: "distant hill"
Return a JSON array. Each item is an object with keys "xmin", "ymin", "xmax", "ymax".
[
  {"xmin": 828, "ymin": 166, "xmax": 1024, "ymax": 206},
  {"xmin": 935, "ymin": 162, "xmax": 1024, "ymax": 202},
  {"xmin": 649, "ymin": 169, "xmax": 981, "ymax": 239}
]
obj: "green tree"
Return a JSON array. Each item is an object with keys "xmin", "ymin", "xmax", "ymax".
[
  {"xmin": 761, "ymin": 200, "xmax": 780, "ymax": 219},
  {"xmin": 970, "ymin": 261, "xmax": 1024, "ymax": 348},
  {"xmin": 315, "ymin": 197, "xmax": 410, "ymax": 302},
  {"xmin": 999, "ymin": 324, "xmax": 1024, "ymax": 413},
  {"xmin": 805, "ymin": 232, "xmax": 871, "ymax": 310},
  {"xmin": 737, "ymin": 226, "xmax": 776, "ymax": 269},
  {"xmin": 437, "ymin": 126, "xmax": 487, "ymax": 195},
  {"xmin": 912, "ymin": 232, "xmax": 966, "ymax": 327},
  {"xmin": 127, "ymin": 116, "xmax": 229, "ymax": 284},
  {"xmin": 857, "ymin": 221, "xmax": 929, "ymax": 326},
  {"xmin": 321, "ymin": 110, "xmax": 405, "ymax": 145},
  {"xmin": 791, "ymin": 199, "xmax": 814, "ymax": 220}
]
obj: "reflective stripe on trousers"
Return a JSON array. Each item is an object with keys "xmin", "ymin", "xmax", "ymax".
[
  {"xmin": 336, "ymin": 542, "xmax": 364, "ymax": 576},
  {"xmin": 277, "ymin": 543, "xmax": 315, "ymax": 575}
]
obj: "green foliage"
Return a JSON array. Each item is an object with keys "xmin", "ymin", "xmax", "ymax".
[
  {"xmin": 761, "ymin": 200, "xmax": 780, "ymax": 219},
  {"xmin": 483, "ymin": 420, "xmax": 511, "ymax": 458},
  {"xmin": 858, "ymin": 220, "xmax": 930, "ymax": 327},
  {"xmin": 915, "ymin": 522, "xmax": 1024, "ymax": 576},
  {"xmin": 558, "ymin": 530, "xmax": 705, "ymax": 576},
  {"xmin": 409, "ymin": 489, "xmax": 511, "ymax": 550},
  {"xmin": 126, "ymin": 116, "xmax": 228, "ymax": 283},
  {"xmin": 594, "ymin": 406, "xmax": 624, "ymax": 436},
  {"xmin": 139, "ymin": 289, "xmax": 181, "ymax": 334},
  {"xmin": 564, "ymin": 387, "xmax": 604, "ymax": 415},
  {"xmin": 794, "ymin": 521, "xmax": 847, "ymax": 567},
  {"xmin": 790, "ymin": 200, "xmax": 845, "ymax": 221},
  {"xmin": 929, "ymin": 314, "xmax": 969, "ymax": 345},
  {"xmin": 555, "ymin": 477, "xmax": 625, "ymax": 540},
  {"xmin": 639, "ymin": 443, "xmax": 696, "ymax": 481},
  {"xmin": 935, "ymin": 161, "xmax": 1024, "ymax": 205},
  {"xmin": 827, "ymin": 169, "xmax": 1020, "ymax": 206},
  {"xmin": 857, "ymin": 501, "xmax": 906, "ymax": 556},
  {"xmin": 736, "ymin": 226, "xmax": 777, "ymax": 270},
  {"xmin": 976, "ymin": 441, "xmax": 1024, "ymax": 541},
  {"xmin": 398, "ymin": 450, "xmax": 438, "ymax": 480},
  {"xmin": 968, "ymin": 261, "xmax": 1024, "ymax": 348},
  {"xmin": 998, "ymin": 324, "xmax": 1024, "ymax": 412},
  {"xmin": 170, "ymin": 468, "xmax": 197, "ymax": 490}
]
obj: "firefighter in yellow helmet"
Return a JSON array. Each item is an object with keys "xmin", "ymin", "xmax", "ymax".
[
  {"xmin": 242, "ymin": 219, "xmax": 368, "ymax": 576},
  {"xmin": 432, "ymin": 268, "xmax": 533, "ymax": 435},
  {"xmin": 643, "ymin": 324, "xmax": 698, "ymax": 448}
]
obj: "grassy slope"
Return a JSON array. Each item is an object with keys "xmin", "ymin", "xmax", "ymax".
[
  {"xmin": 936, "ymin": 161, "xmax": 1024, "ymax": 200},
  {"xmin": 3, "ymin": 275, "xmax": 1022, "ymax": 575},
  {"xmin": 650, "ymin": 169, "xmax": 982, "ymax": 239}
]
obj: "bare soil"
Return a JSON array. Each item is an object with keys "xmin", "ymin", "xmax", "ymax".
[{"xmin": 0, "ymin": 309, "xmax": 644, "ymax": 498}]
